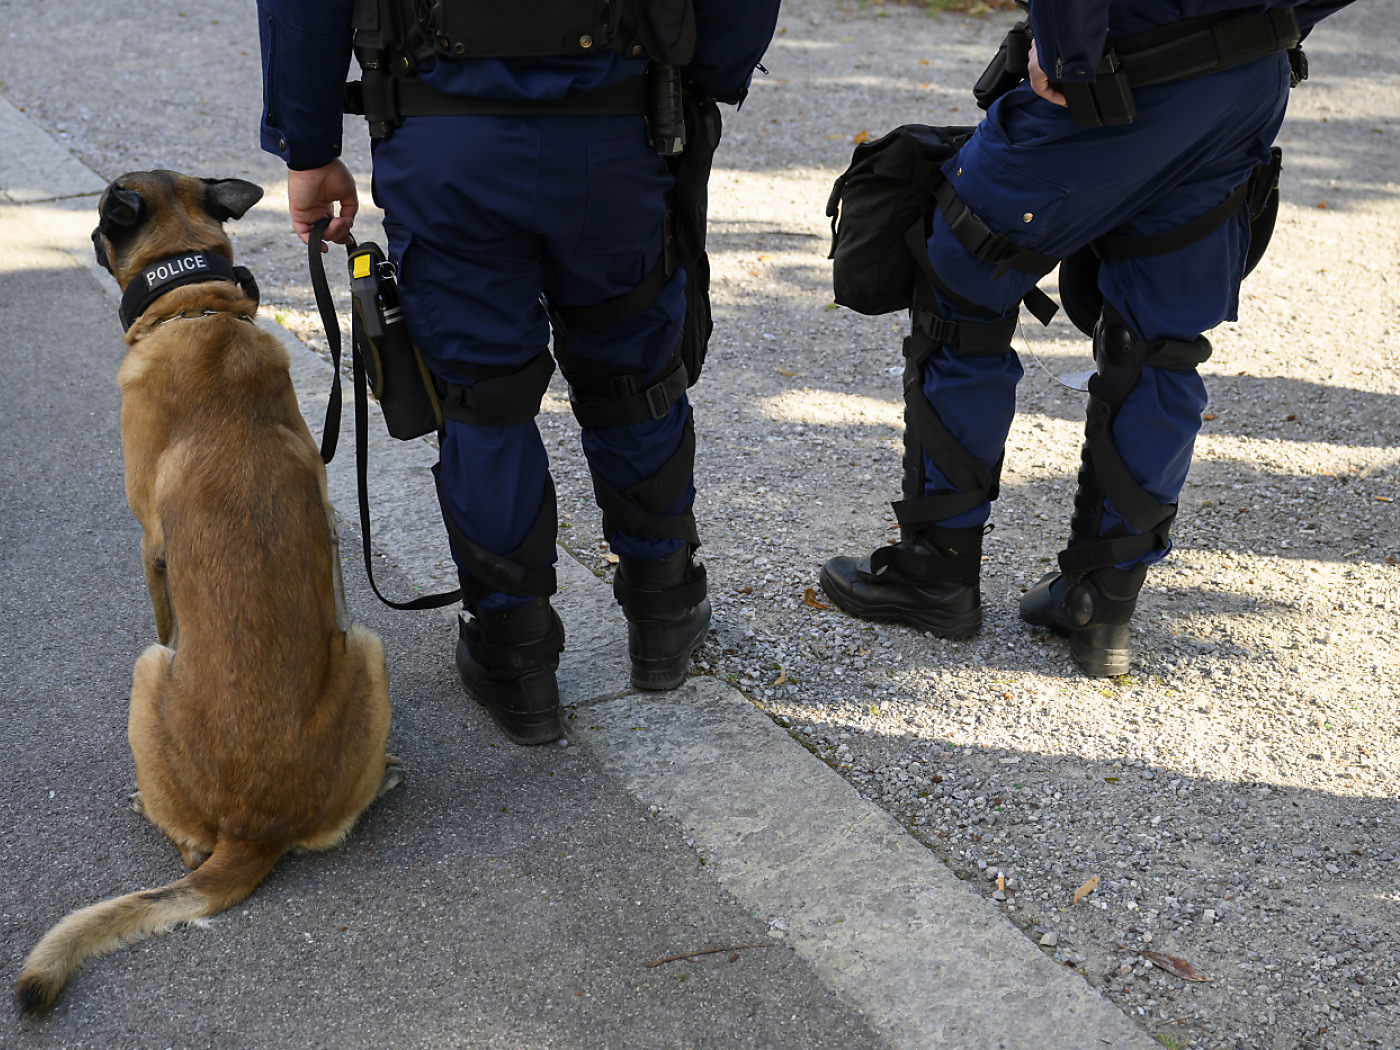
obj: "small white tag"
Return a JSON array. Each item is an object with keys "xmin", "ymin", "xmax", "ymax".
[{"xmin": 1057, "ymin": 370, "xmax": 1096, "ymax": 392}]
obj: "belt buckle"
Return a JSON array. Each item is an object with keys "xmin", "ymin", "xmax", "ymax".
[{"xmin": 645, "ymin": 382, "xmax": 670, "ymax": 420}]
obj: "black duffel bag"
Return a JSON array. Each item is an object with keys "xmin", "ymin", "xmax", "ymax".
[{"xmin": 826, "ymin": 124, "xmax": 974, "ymax": 316}]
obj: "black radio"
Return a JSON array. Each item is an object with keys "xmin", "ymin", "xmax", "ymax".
[{"xmin": 347, "ymin": 241, "xmax": 442, "ymax": 440}]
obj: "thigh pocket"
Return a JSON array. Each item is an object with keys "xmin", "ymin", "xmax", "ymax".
[
  {"xmin": 578, "ymin": 130, "xmax": 672, "ymax": 258},
  {"xmin": 941, "ymin": 126, "xmax": 1071, "ymax": 249}
]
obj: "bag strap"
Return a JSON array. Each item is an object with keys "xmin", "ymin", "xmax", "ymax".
[
  {"xmin": 904, "ymin": 222, "xmax": 1058, "ymax": 334},
  {"xmin": 1092, "ymin": 177, "xmax": 1250, "ymax": 261},
  {"xmin": 933, "ymin": 179, "xmax": 1060, "ymax": 280},
  {"xmin": 308, "ymin": 218, "xmax": 462, "ymax": 611}
]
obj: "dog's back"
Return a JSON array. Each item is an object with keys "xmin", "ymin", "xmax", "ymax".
[{"xmin": 16, "ymin": 172, "xmax": 398, "ymax": 1014}]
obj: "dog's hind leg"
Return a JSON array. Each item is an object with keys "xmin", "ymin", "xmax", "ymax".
[
  {"xmin": 128, "ymin": 644, "xmax": 216, "ymax": 868},
  {"xmin": 141, "ymin": 532, "xmax": 177, "ymax": 646},
  {"xmin": 294, "ymin": 624, "xmax": 396, "ymax": 853},
  {"xmin": 377, "ymin": 755, "xmax": 405, "ymax": 800},
  {"xmin": 325, "ymin": 505, "xmax": 350, "ymax": 634}
]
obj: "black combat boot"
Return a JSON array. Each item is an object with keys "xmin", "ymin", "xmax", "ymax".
[
  {"xmin": 819, "ymin": 524, "xmax": 983, "ymax": 638},
  {"xmin": 456, "ymin": 597, "xmax": 566, "ymax": 745},
  {"xmin": 1018, "ymin": 563, "xmax": 1147, "ymax": 677},
  {"xmin": 614, "ymin": 549, "xmax": 710, "ymax": 691}
]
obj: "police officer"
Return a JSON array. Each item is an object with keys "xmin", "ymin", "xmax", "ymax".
[
  {"xmin": 258, "ymin": 0, "xmax": 780, "ymax": 743},
  {"xmin": 820, "ymin": 1, "xmax": 1354, "ymax": 677}
]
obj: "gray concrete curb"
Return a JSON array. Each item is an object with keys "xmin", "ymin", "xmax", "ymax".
[{"xmin": 0, "ymin": 95, "xmax": 1157, "ymax": 1050}]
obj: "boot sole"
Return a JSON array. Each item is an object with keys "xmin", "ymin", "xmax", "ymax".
[
  {"xmin": 631, "ymin": 623, "xmax": 709, "ymax": 692},
  {"xmin": 1034, "ymin": 620, "xmax": 1131, "ymax": 678},
  {"xmin": 819, "ymin": 567, "xmax": 981, "ymax": 639},
  {"xmin": 1069, "ymin": 643, "xmax": 1130, "ymax": 678}
]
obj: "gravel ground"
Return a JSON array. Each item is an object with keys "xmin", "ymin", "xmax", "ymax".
[
  {"xmin": 4, "ymin": 2, "xmax": 1398, "ymax": 1048},
  {"xmin": 681, "ymin": 6, "xmax": 1399, "ymax": 1050}
]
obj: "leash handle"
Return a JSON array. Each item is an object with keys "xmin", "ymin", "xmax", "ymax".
[
  {"xmin": 308, "ymin": 218, "xmax": 343, "ymax": 465},
  {"xmin": 306, "ymin": 216, "xmax": 462, "ymax": 611}
]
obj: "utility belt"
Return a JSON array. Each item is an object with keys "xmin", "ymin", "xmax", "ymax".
[
  {"xmin": 974, "ymin": 6, "xmax": 1307, "ymax": 126},
  {"xmin": 346, "ymin": 53, "xmax": 686, "ymax": 155}
]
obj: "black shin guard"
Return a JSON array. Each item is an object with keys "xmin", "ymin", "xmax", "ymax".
[
  {"xmin": 435, "ymin": 465, "xmax": 559, "ymax": 609},
  {"xmin": 1060, "ymin": 307, "xmax": 1209, "ymax": 575},
  {"xmin": 821, "ymin": 274, "xmax": 1015, "ymax": 636},
  {"xmin": 435, "ymin": 465, "xmax": 564, "ymax": 743},
  {"xmin": 1022, "ymin": 305, "xmax": 1213, "ymax": 675}
]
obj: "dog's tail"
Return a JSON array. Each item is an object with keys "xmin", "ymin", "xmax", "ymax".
[{"xmin": 14, "ymin": 836, "xmax": 283, "ymax": 1014}]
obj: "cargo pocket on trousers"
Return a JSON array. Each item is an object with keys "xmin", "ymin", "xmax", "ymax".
[
  {"xmin": 577, "ymin": 131, "xmax": 672, "ymax": 258},
  {"xmin": 940, "ymin": 128, "xmax": 1071, "ymax": 251}
]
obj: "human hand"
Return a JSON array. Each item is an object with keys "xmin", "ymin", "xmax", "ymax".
[
  {"xmin": 1027, "ymin": 40, "xmax": 1068, "ymax": 108},
  {"xmin": 287, "ymin": 159, "xmax": 359, "ymax": 248}
]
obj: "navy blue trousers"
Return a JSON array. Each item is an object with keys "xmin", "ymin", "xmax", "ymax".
[
  {"xmin": 921, "ymin": 54, "xmax": 1291, "ymax": 564},
  {"xmin": 372, "ymin": 113, "xmax": 691, "ymax": 608}
]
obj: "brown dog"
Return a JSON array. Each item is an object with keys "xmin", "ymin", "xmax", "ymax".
[{"xmin": 15, "ymin": 171, "xmax": 400, "ymax": 1014}]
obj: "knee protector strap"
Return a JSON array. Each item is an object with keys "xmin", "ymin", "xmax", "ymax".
[
  {"xmin": 434, "ymin": 349, "xmax": 555, "ymax": 427},
  {"xmin": 553, "ymin": 329, "xmax": 689, "ymax": 430}
]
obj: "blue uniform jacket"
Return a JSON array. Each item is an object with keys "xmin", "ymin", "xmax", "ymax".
[
  {"xmin": 258, "ymin": 0, "xmax": 780, "ymax": 169},
  {"xmin": 1031, "ymin": 0, "xmax": 1358, "ymax": 83}
]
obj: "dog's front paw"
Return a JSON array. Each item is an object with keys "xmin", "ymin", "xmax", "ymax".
[{"xmin": 127, "ymin": 789, "xmax": 147, "ymax": 817}]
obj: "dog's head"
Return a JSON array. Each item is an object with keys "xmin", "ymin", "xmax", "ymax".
[{"xmin": 91, "ymin": 170, "xmax": 264, "ymax": 291}]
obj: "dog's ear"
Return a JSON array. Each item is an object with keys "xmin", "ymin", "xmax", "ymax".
[
  {"xmin": 91, "ymin": 226, "xmax": 113, "ymax": 275},
  {"xmin": 99, "ymin": 188, "xmax": 146, "ymax": 237},
  {"xmin": 202, "ymin": 179, "xmax": 265, "ymax": 223}
]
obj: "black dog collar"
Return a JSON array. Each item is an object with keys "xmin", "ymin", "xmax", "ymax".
[{"xmin": 119, "ymin": 251, "xmax": 260, "ymax": 331}]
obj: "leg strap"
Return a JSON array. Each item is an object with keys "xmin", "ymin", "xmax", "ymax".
[
  {"xmin": 550, "ymin": 252, "xmax": 671, "ymax": 331},
  {"xmin": 890, "ymin": 274, "xmax": 1011, "ymax": 532},
  {"xmin": 434, "ymin": 463, "xmax": 558, "ymax": 608},
  {"xmin": 589, "ymin": 413, "xmax": 700, "ymax": 547},
  {"xmin": 868, "ymin": 523, "xmax": 984, "ymax": 586},
  {"xmin": 614, "ymin": 559, "xmax": 708, "ymax": 618},
  {"xmin": 546, "ymin": 253, "xmax": 688, "ymax": 430},
  {"xmin": 433, "ymin": 349, "xmax": 555, "ymax": 427},
  {"xmin": 459, "ymin": 603, "xmax": 565, "ymax": 677},
  {"xmin": 1060, "ymin": 304, "xmax": 1213, "ymax": 575},
  {"xmin": 550, "ymin": 309, "xmax": 689, "ymax": 429}
]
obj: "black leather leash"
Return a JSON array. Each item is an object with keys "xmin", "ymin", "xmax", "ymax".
[{"xmin": 308, "ymin": 217, "xmax": 462, "ymax": 611}]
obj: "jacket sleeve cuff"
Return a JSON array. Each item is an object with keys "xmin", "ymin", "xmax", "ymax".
[
  {"xmin": 684, "ymin": 0, "xmax": 780, "ymax": 106},
  {"xmin": 260, "ymin": 124, "xmax": 343, "ymax": 170}
]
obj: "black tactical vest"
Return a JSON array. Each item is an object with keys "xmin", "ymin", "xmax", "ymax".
[{"xmin": 354, "ymin": 0, "xmax": 696, "ymax": 70}]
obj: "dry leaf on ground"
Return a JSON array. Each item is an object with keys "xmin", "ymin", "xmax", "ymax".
[
  {"xmin": 1119, "ymin": 946, "xmax": 1214, "ymax": 983},
  {"xmin": 802, "ymin": 587, "xmax": 833, "ymax": 610},
  {"xmin": 1073, "ymin": 875, "xmax": 1100, "ymax": 904}
]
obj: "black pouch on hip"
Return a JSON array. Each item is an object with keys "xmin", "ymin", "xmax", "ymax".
[{"xmin": 347, "ymin": 242, "xmax": 443, "ymax": 440}]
